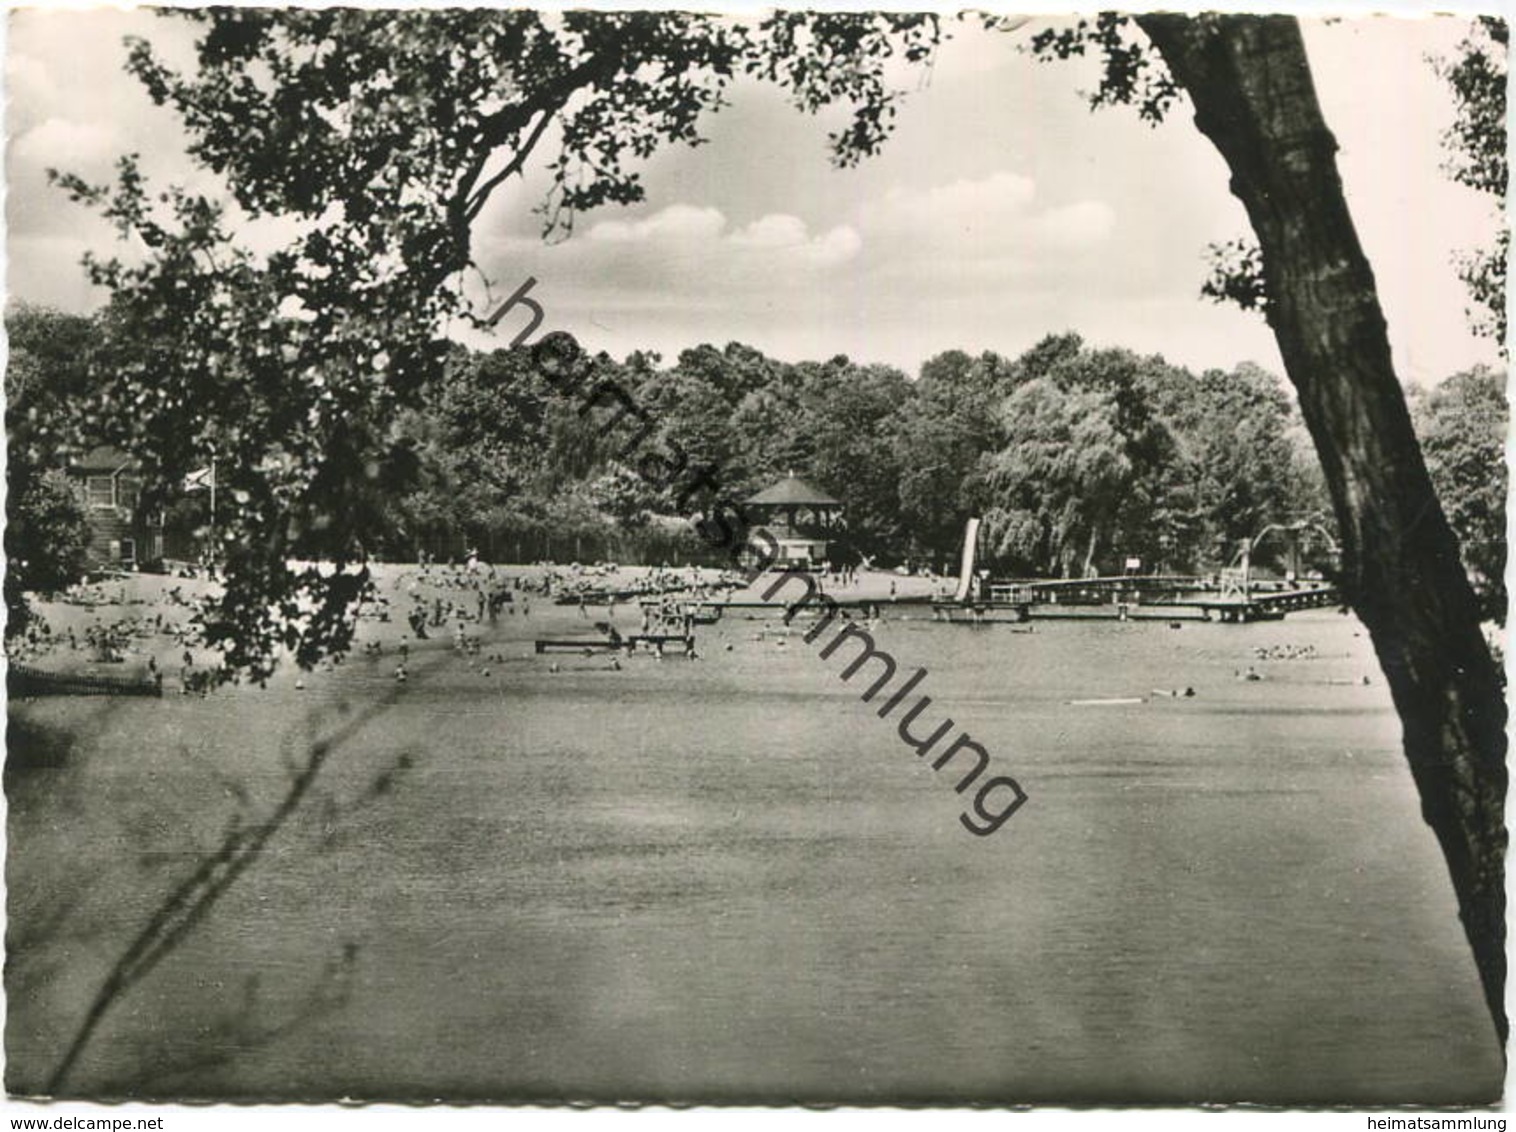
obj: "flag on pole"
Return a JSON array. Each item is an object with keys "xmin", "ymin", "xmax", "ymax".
[{"xmin": 183, "ymin": 466, "xmax": 215, "ymax": 492}]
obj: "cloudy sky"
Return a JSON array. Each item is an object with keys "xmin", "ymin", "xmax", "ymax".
[{"xmin": 6, "ymin": 8, "xmax": 1503, "ymax": 384}]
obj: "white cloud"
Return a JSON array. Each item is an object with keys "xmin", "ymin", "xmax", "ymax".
[
  {"xmin": 730, "ymin": 214, "xmax": 861, "ymax": 268},
  {"xmin": 587, "ymin": 204, "xmax": 726, "ymax": 244},
  {"xmin": 475, "ymin": 203, "xmax": 862, "ymax": 304},
  {"xmin": 11, "ymin": 116, "xmax": 120, "ymax": 174},
  {"xmin": 855, "ymin": 171, "xmax": 1112, "ymax": 258},
  {"xmin": 486, "ymin": 172, "xmax": 1109, "ymax": 320},
  {"xmin": 859, "ymin": 172, "xmax": 1034, "ymax": 237},
  {"xmin": 730, "ymin": 213, "xmax": 809, "ymax": 249},
  {"xmin": 578, "ymin": 204, "xmax": 860, "ymax": 271},
  {"xmin": 465, "ymin": 168, "xmax": 1125, "ymax": 367}
]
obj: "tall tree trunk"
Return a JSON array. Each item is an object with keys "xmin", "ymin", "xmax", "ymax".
[{"xmin": 1135, "ymin": 13, "xmax": 1508, "ymax": 1045}]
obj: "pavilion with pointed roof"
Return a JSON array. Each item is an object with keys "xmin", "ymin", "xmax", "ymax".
[{"xmin": 743, "ymin": 472, "xmax": 842, "ymax": 568}]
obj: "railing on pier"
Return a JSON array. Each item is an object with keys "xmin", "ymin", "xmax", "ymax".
[{"xmin": 978, "ymin": 573, "xmax": 1342, "ymax": 623}]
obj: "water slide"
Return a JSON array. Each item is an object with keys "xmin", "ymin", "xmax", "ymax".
[{"xmin": 953, "ymin": 517, "xmax": 982, "ymax": 604}]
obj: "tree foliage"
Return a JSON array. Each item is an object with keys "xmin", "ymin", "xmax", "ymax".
[
  {"xmin": 1435, "ymin": 17, "xmax": 1507, "ymax": 346},
  {"xmin": 892, "ymin": 350, "xmax": 1012, "ymax": 559},
  {"xmin": 5, "ymin": 306, "xmax": 106, "ymax": 633},
  {"xmin": 982, "ymin": 339, "xmax": 1308, "ymax": 576},
  {"xmin": 371, "ymin": 328, "xmax": 1312, "ymax": 581},
  {"xmin": 1025, "ymin": 12, "xmax": 1179, "ymax": 122},
  {"xmin": 1411, "ymin": 366, "xmax": 1508, "ymax": 621},
  {"xmin": 5, "ymin": 471, "xmax": 91, "ymax": 628}
]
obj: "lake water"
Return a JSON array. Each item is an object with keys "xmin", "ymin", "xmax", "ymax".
[{"xmin": 6, "ymin": 604, "xmax": 1503, "ymax": 1104}]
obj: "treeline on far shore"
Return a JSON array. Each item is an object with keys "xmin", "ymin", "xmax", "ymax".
[{"xmin": 7, "ymin": 305, "xmax": 1507, "ymax": 622}]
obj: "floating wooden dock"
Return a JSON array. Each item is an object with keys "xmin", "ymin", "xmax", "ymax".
[
  {"xmin": 626, "ymin": 634, "xmax": 696, "ymax": 650},
  {"xmin": 534, "ymin": 639, "xmax": 620, "ymax": 654},
  {"xmin": 930, "ymin": 602, "xmax": 1031, "ymax": 624},
  {"xmin": 1024, "ymin": 604, "xmax": 1208, "ymax": 622},
  {"xmin": 534, "ymin": 634, "xmax": 695, "ymax": 655}
]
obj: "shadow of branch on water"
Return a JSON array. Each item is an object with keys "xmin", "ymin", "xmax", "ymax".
[
  {"xmin": 95, "ymin": 940, "xmax": 363, "ymax": 1098},
  {"xmin": 14, "ymin": 656, "xmax": 447, "ymax": 1099}
]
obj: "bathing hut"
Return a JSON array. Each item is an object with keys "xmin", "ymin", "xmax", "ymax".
[{"xmin": 743, "ymin": 473, "xmax": 842, "ymax": 569}]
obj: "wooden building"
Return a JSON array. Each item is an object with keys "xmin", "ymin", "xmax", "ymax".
[
  {"xmin": 69, "ymin": 447, "xmax": 164, "ymax": 572},
  {"xmin": 743, "ymin": 473, "xmax": 842, "ymax": 569}
]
